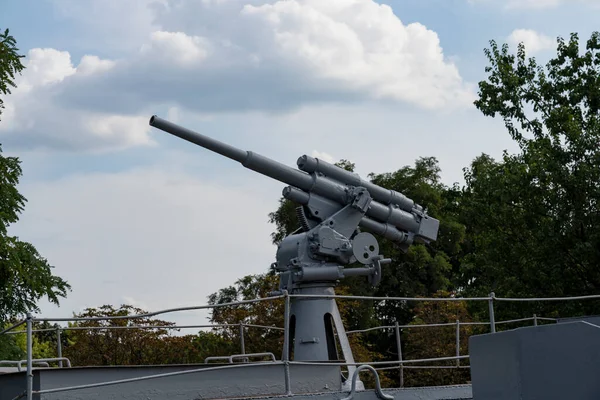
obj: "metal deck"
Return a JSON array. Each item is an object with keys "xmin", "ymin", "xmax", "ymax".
[{"xmin": 0, "ymin": 362, "xmax": 471, "ymax": 400}]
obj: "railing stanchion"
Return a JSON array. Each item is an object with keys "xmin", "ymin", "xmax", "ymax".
[
  {"xmin": 455, "ymin": 320, "xmax": 460, "ymax": 368},
  {"xmin": 282, "ymin": 291, "xmax": 292, "ymax": 396},
  {"xmin": 26, "ymin": 313, "xmax": 33, "ymax": 400},
  {"xmin": 239, "ymin": 322, "xmax": 247, "ymax": 362},
  {"xmin": 394, "ymin": 322, "xmax": 404, "ymax": 387},
  {"xmin": 57, "ymin": 328, "xmax": 63, "ymax": 368},
  {"xmin": 533, "ymin": 314, "xmax": 538, "ymax": 326},
  {"xmin": 488, "ymin": 292, "xmax": 496, "ymax": 333}
]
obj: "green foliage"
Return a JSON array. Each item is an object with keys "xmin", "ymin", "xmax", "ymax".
[
  {"xmin": 0, "ymin": 148, "xmax": 71, "ymax": 321},
  {"xmin": 368, "ymin": 156, "xmax": 466, "ymax": 300},
  {"xmin": 462, "ymin": 31, "xmax": 600, "ymax": 318},
  {"xmin": 0, "ymin": 28, "xmax": 70, "ymax": 323},
  {"xmin": 208, "ymin": 273, "xmax": 285, "ymax": 356},
  {"xmin": 64, "ymin": 305, "xmax": 173, "ymax": 365},
  {"xmin": 0, "ymin": 323, "xmax": 24, "ymax": 359},
  {"xmin": 0, "ymin": 28, "xmax": 25, "ymax": 120},
  {"xmin": 401, "ymin": 291, "xmax": 477, "ymax": 387},
  {"xmin": 61, "ymin": 305, "xmax": 237, "ymax": 366}
]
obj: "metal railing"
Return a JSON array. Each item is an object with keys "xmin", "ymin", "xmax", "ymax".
[
  {"xmin": 0, "ymin": 358, "xmax": 73, "ymax": 371},
  {"xmin": 345, "ymin": 314, "xmax": 557, "ymax": 386},
  {"xmin": 0, "ymin": 360, "xmax": 52, "ymax": 371},
  {"xmin": 204, "ymin": 352, "xmax": 277, "ymax": 364},
  {"xmin": 2, "ymin": 291, "xmax": 600, "ymax": 399}
]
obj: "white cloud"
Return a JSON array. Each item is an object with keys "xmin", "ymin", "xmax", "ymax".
[
  {"xmin": 1, "ymin": 0, "xmax": 474, "ymax": 152},
  {"xmin": 11, "ymin": 161, "xmax": 280, "ymax": 325},
  {"xmin": 140, "ymin": 31, "xmax": 210, "ymax": 67},
  {"xmin": 508, "ymin": 29, "xmax": 555, "ymax": 53},
  {"xmin": 471, "ymin": 0, "xmax": 600, "ymax": 9},
  {"xmin": 311, "ymin": 150, "xmax": 335, "ymax": 163},
  {"xmin": 0, "ymin": 48, "xmax": 154, "ymax": 152},
  {"xmin": 158, "ymin": 0, "xmax": 476, "ymax": 111},
  {"xmin": 17, "ymin": 48, "xmax": 76, "ymax": 91},
  {"xmin": 77, "ymin": 55, "xmax": 117, "ymax": 76},
  {"xmin": 506, "ymin": 0, "xmax": 560, "ymax": 8},
  {"xmin": 49, "ymin": 0, "xmax": 166, "ymax": 53}
]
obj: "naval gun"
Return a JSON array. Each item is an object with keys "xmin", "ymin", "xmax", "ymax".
[{"xmin": 149, "ymin": 115, "xmax": 439, "ymax": 366}]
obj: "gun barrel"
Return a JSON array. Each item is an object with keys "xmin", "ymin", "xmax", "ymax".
[
  {"xmin": 150, "ymin": 116, "xmax": 439, "ymax": 243},
  {"xmin": 150, "ymin": 115, "xmax": 314, "ymax": 190},
  {"xmin": 150, "ymin": 115, "xmax": 247, "ymax": 162},
  {"xmin": 297, "ymin": 155, "xmax": 417, "ymax": 213}
]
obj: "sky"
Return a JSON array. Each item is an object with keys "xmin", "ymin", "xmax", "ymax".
[{"xmin": 0, "ymin": 0, "xmax": 598, "ymax": 329}]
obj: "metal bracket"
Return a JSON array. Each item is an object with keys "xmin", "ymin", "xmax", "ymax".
[{"xmin": 368, "ymin": 256, "xmax": 391, "ymax": 286}]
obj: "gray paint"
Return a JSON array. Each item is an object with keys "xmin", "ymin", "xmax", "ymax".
[
  {"xmin": 148, "ymin": 116, "xmax": 439, "ymax": 246},
  {"xmin": 148, "ymin": 116, "xmax": 440, "ymax": 365},
  {"xmin": 0, "ymin": 363, "xmax": 341, "ymax": 400},
  {"xmin": 250, "ymin": 384, "xmax": 472, "ymax": 400},
  {"xmin": 0, "ymin": 370, "xmax": 39, "ymax": 400},
  {"xmin": 470, "ymin": 321, "xmax": 600, "ymax": 399},
  {"xmin": 556, "ymin": 315, "xmax": 600, "ymax": 325},
  {"xmin": 291, "ymin": 286, "xmax": 340, "ymax": 361},
  {"xmin": 331, "ymin": 301, "xmax": 362, "ymax": 391}
]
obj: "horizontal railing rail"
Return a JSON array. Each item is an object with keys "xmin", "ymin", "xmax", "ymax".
[
  {"xmin": 204, "ymin": 352, "xmax": 277, "ymax": 364},
  {"xmin": 5, "ymin": 291, "xmax": 600, "ymax": 399},
  {"xmin": 0, "ymin": 360, "xmax": 50, "ymax": 370},
  {"xmin": 3, "ymin": 322, "xmax": 285, "ymax": 335},
  {"xmin": 18, "ymin": 357, "xmax": 71, "ymax": 371}
]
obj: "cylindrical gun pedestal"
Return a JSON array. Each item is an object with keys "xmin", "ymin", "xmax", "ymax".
[
  {"xmin": 290, "ymin": 285, "xmax": 339, "ymax": 361},
  {"xmin": 288, "ymin": 284, "xmax": 364, "ymax": 390}
]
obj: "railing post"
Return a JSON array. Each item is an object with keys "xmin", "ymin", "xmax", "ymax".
[
  {"xmin": 282, "ymin": 291, "xmax": 292, "ymax": 396},
  {"xmin": 394, "ymin": 322, "xmax": 404, "ymax": 387},
  {"xmin": 533, "ymin": 314, "xmax": 538, "ymax": 326},
  {"xmin": 57, "ymin": 328, "xmax": 63, "ymax": 368},
  {"xmin": 455, "ymin": 320, "xmax": 460, "ymax": 367},
  {"xmin": 488, "ymin": 292, "xmax": 496, "ymax": 333},
  {"xmin": 26, "ymin": 313, "xmax": 33, "ymax": 400},
  {"xmin": 238, "ymin": 322, "xmax": 247, "ymax": 362}
]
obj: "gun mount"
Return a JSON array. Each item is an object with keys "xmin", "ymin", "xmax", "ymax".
[{"xmin": 149, "ymin": 115, "xmax": 439, "ymax": 371}]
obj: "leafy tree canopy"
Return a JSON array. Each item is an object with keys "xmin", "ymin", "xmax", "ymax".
[
  {"xmin": 0, "ymin": 28, "xmax": 25, "ymax": 120},
  {"xmin": 460, "ymin": 32, "xmax": 600, "ymax": 319},
  {"xmin": 0, "ymin": 28, "xmax": 70, "ymax": 322}
]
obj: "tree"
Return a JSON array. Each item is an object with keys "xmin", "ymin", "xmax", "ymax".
[
  {"xmin": 0, "ymin": 28, "xmax": 70, "ymax": 323},
  {"xmin": 63, "ymin": 305, "xmax": 178, "ymax": 366},
  {"xmin": 461, "ymin": 31, "xmax": 600, "ymax": 319},
  {"xmin": 0, "ymin": 28, "xmax": 25, "ymax": 120},
  {"xmin": 367, "ymin": 157, "xmax": 466, "ymax": 324},
  {"xmin": 0, "ymin": 323, "xmax": 24, "ymax": 359},
  {"xmin": 208, "ymin": 273, "xmax": 285, "ymax": 357},
  {"xmin": 22, "ymin": 304, "xmax": 236, "ymax": 367},
  {"xmin": 400, "ymin": 291, "xmax": 477, "ymax": 387}
]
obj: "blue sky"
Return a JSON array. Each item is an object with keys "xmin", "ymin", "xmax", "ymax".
[{"xmin": 0, "ymin": 0, "xmax": 598, "ymax": 325}]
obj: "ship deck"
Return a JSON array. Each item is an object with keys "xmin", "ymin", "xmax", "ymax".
[{"xmin": 0, "ymin": 362, "xmax": 472, "ymax": 400}]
